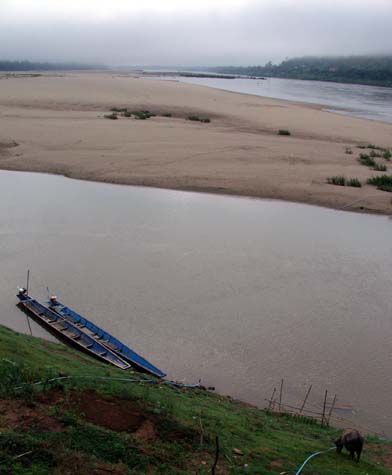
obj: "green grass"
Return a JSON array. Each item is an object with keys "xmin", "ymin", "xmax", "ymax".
[
  {"xmin": 367, "ymin": 175, "xmax": 392, "ymax": 192},
  {"xmin": 383, "ymin": 149, "xmax": 391, "ymax": 161},
  {"xmin": 278, "ymin": 129, "xmax": 291, "ymax": 136},
  {"xmin": 358, "ymin": 154, "xmax": 376, "ymax": 168},
  {"xmin": 347, "ymin": 178, "xmax": 362, "ymax": 187},
  {"xmin": 187, "ymin": 115, "xmax": 211, "ymax": 123},
  {"xmin": 104, "ymin": 113, "xmax": 118, "ymax": 120},
  {"xmin": 327, "ymin": 175, "xmax": 346, "ymax": 186},
  {"xmin": 0, "ymin": 324, "xmax": 390, "ymax": 475},
  {"xmin": 374, "ymin": 163, "xmax": 387, "ymax": 172},
  {"xmin": 132, "ymin": 110, "xmax": 156, "ymax": 120}
]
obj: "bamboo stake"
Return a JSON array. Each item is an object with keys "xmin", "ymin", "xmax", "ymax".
[
  {"xmin": 321, "ymin": 389, "xmax": 328, "ymax": 425},
  {"xmin": 326, "ymin": 394, "xmax": 337, "ymax": 426},
  {"xmin": 268, "ymin": 387, "xmax": 276, "ymax": 411},
  {"xmin": 279, "ymin": 379, "xmax": 284, "ymax": 412},
  {"xmin": 299, "ymin": 385, "xmax": 312, "ymax": 415}
]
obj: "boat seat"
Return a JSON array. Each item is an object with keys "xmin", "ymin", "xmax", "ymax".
[
  {"xmin": 86, "ymin": 343, "xmax": 93, "ymax": 349},
  {"xmin": 105, "ymin": 342, "xmax": 118, "ymax": 351},
  {"xmin": 73, "ymin": 334, "xmax": 81, "ymax": 340},
  {"xmin": 98, "ymin": 351, "xmax": 107, "ymax": 357}
]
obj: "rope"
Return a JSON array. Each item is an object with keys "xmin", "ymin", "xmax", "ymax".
[
  {"xmin": 295, "ymin": 447, "xmax": 335, "ymax": 475},
  {"xmin": 12, "ymin": 374, "xmax": 207, "ymax": 391}
]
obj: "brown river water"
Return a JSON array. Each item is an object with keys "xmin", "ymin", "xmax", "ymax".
[{"xmin": 1, "ymin": 171, "xmax": 391, "ymax": 437}]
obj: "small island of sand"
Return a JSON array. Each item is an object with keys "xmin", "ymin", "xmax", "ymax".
[{"xmin": 1, "ymin": 71, "xmax": 391, "ymax": 213}]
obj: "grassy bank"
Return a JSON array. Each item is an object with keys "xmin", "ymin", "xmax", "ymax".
[{"xmin": 0, "ymin": 324, "xmax": 390, "ymax": 474}]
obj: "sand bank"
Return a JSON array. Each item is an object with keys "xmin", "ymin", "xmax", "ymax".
[{"xmin": 1, "ymin": 71, "xmax": 391, "ymax": 213}]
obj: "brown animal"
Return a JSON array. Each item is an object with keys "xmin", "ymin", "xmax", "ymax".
[{"xmin": 335, "ymin": 429, "xmax": 364, "ymax": 462}]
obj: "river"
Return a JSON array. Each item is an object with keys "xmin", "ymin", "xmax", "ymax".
[
  {"xmin": 159, "ymin": 75, "xmax": 392, "ymax": 124},
  {"xmin": 1, "ymin": 170, "xmax": 392, "ymax": 436}
]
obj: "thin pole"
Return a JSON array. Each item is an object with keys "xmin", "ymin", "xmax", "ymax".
[
  {"xmin": 321, "ymin": 389, "xmax": 328, "ymax": 425},
  {"xmin": 268, "ymin": 387, "xmax": 277, "ymax": 411},
  {"xmin": 299, "ymin": 385, "xmax": 312, "ymax": 415},
  {"xmin": 326, "ymin": 394, "xmax": 337, "ymax": 426},
  {"xmin": 26, "ymin": 269, "xmax": 30, "ymax": 295},
  {"xmin": 25, "ymin": 269, "xmax": 32, "ymax": 336},
  {"xmin": 279, "ymin": 378, "xmax": 284, "ymax": 412}
]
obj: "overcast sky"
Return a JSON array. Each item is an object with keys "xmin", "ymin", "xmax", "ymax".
[{"xmin": 0, "ymin": 0, "xmax": 391, "ymax": 66}]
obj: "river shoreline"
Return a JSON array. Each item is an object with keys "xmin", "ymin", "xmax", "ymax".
[{"xmin": 1, "ymin": 71, "xmax": 392, "ymax": 214}]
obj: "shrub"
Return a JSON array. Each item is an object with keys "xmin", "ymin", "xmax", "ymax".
[
  {"xmin": 327, "ymin": 176, "xmax": 346, "ymax": 186},
  {"xmin": 278, "ymin": 129, "xmax": 291, "ymax": 136},
  {"xmin": 358, "ymin": 154, "xmax": 376, "ymax": 167},
  {"xmin": 367, "ymin": 144, "xmax": 383, "ymax": 150},
  {"xmin": 161, "ymin": 113, "xmax": 172, "ymax": 117},
  {"xmin": 367, "ymin": 175, "xmax": 392, "ymax": 192},
  {"xmin": 357, "ymin": 145, "xmax": 367, "ymax": 149},
  {"xmin": 132, "ymin": 110, "xmax": 155, "ymax": 120},
  {"xmin": 187, "ymin": 115, "xmax": 211, "ymax": 123},
  {"xmin": 104, "ymin": 113, "xmax": 118, "ymax": 120},
  {"xmin": 345, "ymin": 147, "xmax": 353, "ymax": 154},
  {"xmin": 374, "ymin": 163, "xmax": 387, "ymax": 172},
  {"xmin": 347, "ymin": 178, "xmax": 362, "ymax": 187},
  {"xmin": 123, "ymin": 111, "xmax": 132, "ymax": 117},
  {"xmin": 383, "ymin": 149, "xmax": 391, "ymax": 161},
  {"xmin": 370, "ymin": 150, "xmax": 382, "ymax": 158}
]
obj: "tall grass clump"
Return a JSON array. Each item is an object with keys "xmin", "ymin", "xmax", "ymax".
[
  {"xmin": 132, "ymin": 110, "xmax": 155, "ymax": 120},
  {"xmin": 278, "ymin": 129, "xmax": 291, "ymax": 136},
  {"xmin": 358, "ymin": 153, "xmax": 376, "ymax": 167},
  {"xmin": 367, "ymin": 144, "xmax": 384, "ymax": 150},
  {"xmin": 327, "ymin": 176, "xmax": 346, "ymax": 186},
  {"xmin": 367, "ymin": 175, "xmax": 392, "ymax": 192},
  {"xmin": 347, "ymin": 178, "xmax": 362, "ymax": 187},
  {"xmin": 374, "ymin": 163, "xmax": 387, "ymax": 172},
  {"xmin": 187, "ymin": 115, "xmax": 211, "ymax": 123},
  {"xmin": 104, "ymin": 113, "xmax": 118, "ymax": 120},
  {"xmin": 383, "ymin": 149, "xmax": 391, "ymax": 161}
]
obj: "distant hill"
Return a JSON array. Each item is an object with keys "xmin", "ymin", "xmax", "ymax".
[
  {"xmin": 210, "ymin": 56, "xmax": 392, "ymax": 87},
  {"xmin": 0, "ymin": 60, "xmax": 107, "ymax": 71}
]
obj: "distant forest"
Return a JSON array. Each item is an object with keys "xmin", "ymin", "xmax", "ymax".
[
  {"xmin": 211, "ymin": 56, "xmax": 392, "ymax": 87},
  {"xmin": 0, "ymin": 60, "xmax": 106, "ymax": 71}
]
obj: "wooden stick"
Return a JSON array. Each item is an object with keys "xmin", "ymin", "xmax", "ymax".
[
  {"xmin": 299, "ymin": 385, "xmax": 312, "ymax": 415},
  {"xmin": 321, "ymin": 389, "xmax": 328, "ymax": 425},
  {"xmin": 211, "ymin": 435, "xmax": 219, "ymax": 475},
  {"xmin": 199, "ymin": 411, "xmax": 204, "ymax": 448},
  {"xmin": 268, "ymin": 387, "xmax": 276, "ymax": 411},
  {"xmin": 326, "ymin": 394, "xmax": 337, "ymax": 426},
  {"xmin": 26, "ymin": 269, "xmax": 30, "ymax": 294},
  {"xmin": 279, "ymin": 379, "xmax": 284, "ymax": 412}
]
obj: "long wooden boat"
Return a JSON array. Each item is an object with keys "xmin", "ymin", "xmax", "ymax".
[
  {"xmin": 16, "ymin": 289, "xmax": 131, "ymax": 370},
  {"xmin": 47, "ymin": 296, "xmax": 166, "ymax": 378}
]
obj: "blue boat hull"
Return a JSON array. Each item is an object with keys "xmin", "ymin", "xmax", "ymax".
[
  {"xmin": 17, "ymin": 290, "xmax": 131, "ymax": 370},
  {"xmin": 48, "ymin": 299, "xmax": 166, "ymax": 378}
]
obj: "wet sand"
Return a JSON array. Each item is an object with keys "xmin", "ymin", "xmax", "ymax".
[{"xmin": 1, "ymin": 71, "xmax": 392, "ymax": 213}]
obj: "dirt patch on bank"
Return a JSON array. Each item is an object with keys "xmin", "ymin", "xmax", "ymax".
[
  {"xmin": 0, "ymin": 399, "xmax": 64, "ymax": 432},
  {"xmin": 70, "ymin": 389, "xmax": 151, "ymax": 434}
]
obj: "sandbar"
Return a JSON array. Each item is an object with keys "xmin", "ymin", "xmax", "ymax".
[{"xmin": 0, "ymin": 71, "xmax": 391, "ymax": 214}]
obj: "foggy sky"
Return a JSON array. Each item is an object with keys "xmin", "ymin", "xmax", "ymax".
[{"xmin": 1, "ymin": 0, "xmax": 391, "ymax": 66}]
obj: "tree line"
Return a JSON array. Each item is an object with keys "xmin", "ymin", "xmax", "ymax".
[{"xmin": 211, "ymin": 56, "xmax": 392, "ymax": 87}]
